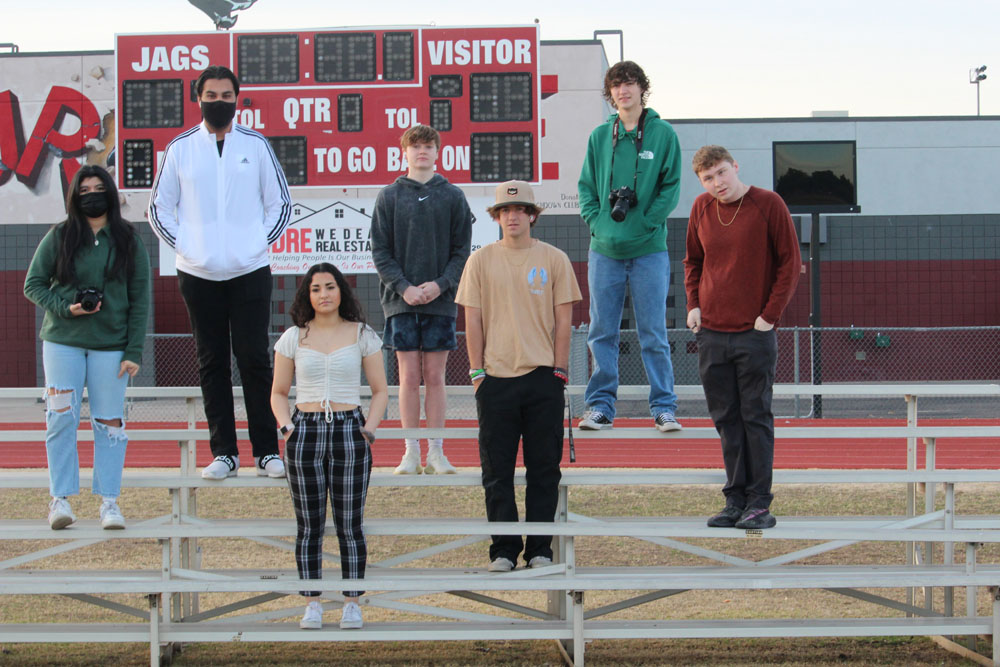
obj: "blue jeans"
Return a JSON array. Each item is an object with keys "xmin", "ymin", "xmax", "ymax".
[
  {"xmin": 585, "ymin": 249, "xmax": 677, "ymax": 420},
  {"xmin": 43, "ymin": 341, "xmax": 129, "ymax": 499}
]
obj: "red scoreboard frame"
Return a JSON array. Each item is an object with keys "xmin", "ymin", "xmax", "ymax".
[{"xmin": 115, "ymin": 25, "xmax": 541, "ymax": 190}]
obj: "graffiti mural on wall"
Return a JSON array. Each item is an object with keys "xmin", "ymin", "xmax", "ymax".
[{"xmin": 0, "ymin": 54, "xmax": 115, "ymax": 223}]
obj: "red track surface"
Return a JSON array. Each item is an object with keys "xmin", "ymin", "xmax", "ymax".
[{"xmin": 4, "ymin": 418, "xmax": 999, "ymax": 470}]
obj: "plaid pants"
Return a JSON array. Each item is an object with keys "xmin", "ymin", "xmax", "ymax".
[{"xmin": 285, "ymin": 408, "xmax": 371, "ymax": 597}]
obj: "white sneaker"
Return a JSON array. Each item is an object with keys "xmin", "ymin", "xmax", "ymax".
[
  {"xmin": 423, "ymin": 449, "xmax": 457, "ymax": 474},
  {"xmin": 488, "ymin": 556, "xmax": 515, "ymax": 572},
  {"xmin": 299, "ymin": 600, "xmax": 323, "ymax": 629},
  {"xmin": 339, "ymin": 601, "xmax": 363, "ymax": 629},
  {"xmin": 393, "ymin": 449, "xmax": 423, "ymax": 475},
  {"xmin": 99, "ymin": 499, "xmax": 126, "ymax": 530},
  {"xmin": 201, "ymin": 455, "xmax": 239, "ymax": 480},
  {"xmin": 255, "ymin": 454, "xmax": 286, "ymax": 478},
  {"xmin": 48, "ymin": 497, "xmax": 76, "ymax": 530},
  {"xmin": 527, "ymin": 555, "xmax": 552, "ymax": 568}
]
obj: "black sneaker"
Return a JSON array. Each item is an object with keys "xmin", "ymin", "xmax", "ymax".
[
  {"xmin": 734, "ymin": 508, "xmax": 777, "ymax": 530},
  {"xmin": 707, "ymin": 505, "xmax": 744, "ymax": 527},
  {"xmin": 654, "ymin": 412, "xmax": 683, "ymax": 432},
  {"xmin": 578, "ymin": 409, "xmax": 613, "ymax": 430}
]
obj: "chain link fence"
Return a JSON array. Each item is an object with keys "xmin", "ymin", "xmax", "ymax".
[{"xmin": 116, "ymin": 326, "xmax": 1000, "ymax": 424}]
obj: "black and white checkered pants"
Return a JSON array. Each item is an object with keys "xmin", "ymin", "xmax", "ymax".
[{"xmin": 285, "ymin": 408, "xmax": 371, "ymax": 597}]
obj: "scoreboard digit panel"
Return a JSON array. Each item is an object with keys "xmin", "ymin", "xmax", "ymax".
[
  {"xmin": 122, "ymin": 79, "xmax": 185, "ymax": 128},
  {"xmin": 429, "ymin": 74, "xmax": 463, "ymax": 98},
  {"xmin": 383, "ymin": 31, "xmax": 415, "ymax": 82},
  {"xmin": 315, "ymin": 32, "xmax": 377, "ymax": 82},
  {"xmin": 470, "ymin": 72, "xmax": 532, "ymax": 122},
  {"xmin": 337, "ymin": 94, "xmax": 364, "ymax": 132},
  {"xmin": 238, "ymin": 34, "xmax": 299, "ymax": 84},
  {"xmin": 116, "ymin": 25, "xmax": 540, "ymax": 189},
  {"xmin": 268, "ymin": 136, "xmax": 308, "ymax": 185},
  {"xmin": 471, "ymin": 133, "xmax": 533, "ymax": 182}
]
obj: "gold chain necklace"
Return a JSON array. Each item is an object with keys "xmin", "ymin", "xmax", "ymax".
[
  {"xmin": 500, "ymin": 239, "xmax": 535, "ymax": 267},
  {"xmin": 716, "ymin": 188, "xmax": 746, "ymax": 227}
]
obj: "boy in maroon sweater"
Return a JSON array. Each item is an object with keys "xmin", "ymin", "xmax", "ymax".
[{"xmin": 684, "ymin": 145, "xmax": 801, "ymax": 530}]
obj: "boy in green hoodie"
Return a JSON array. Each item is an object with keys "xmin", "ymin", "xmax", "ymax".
[{"xmin": 577, "ymin": 61, "xmax": 683, "ymax": 433}]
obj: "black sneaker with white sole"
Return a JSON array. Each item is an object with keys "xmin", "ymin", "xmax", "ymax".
[
  {"xmin": 654, "ymin": 412, "xmax": 683, "ymax": 432},
  {"xmin": 578, "ymin": 410, "xmax": 612, "ymax": 430}
]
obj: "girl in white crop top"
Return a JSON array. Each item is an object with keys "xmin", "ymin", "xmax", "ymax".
[{"xmin": 270, "ymin": 263, "xmax": 388, "ymax": 631}]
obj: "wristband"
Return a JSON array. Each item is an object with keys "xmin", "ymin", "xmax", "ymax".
[
  {"xmin": 279, "ymin": 424, "xmax": 293, "ymax": 436},
  {"xmin": 552, "ymin": 367, "xmax": 568, "ymax": 385},
  {"xmin": 469, "ymin": 368, "xmax": 485, "ymax": 380}
]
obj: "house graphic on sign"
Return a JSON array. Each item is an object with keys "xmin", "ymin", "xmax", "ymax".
[{"xmin": 270, "ymin": 200, "xmax": 375, "ymax": 275}]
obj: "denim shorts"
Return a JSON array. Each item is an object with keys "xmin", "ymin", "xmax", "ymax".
[{"xmin": 382, "ymin": 313, "xmax": 457, "ymax": 352}]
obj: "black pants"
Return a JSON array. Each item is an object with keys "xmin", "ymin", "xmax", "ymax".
[
  {"xmin": 696, "ymin": 328, "xmax": 777, "ymax": 510},
  {"xmin": 475, "ymin": 367, "xmax": 564, "ymax": 564},
  {"xmin": 178, "ymin": 266, "xmax": 278, "ymax": 459}
]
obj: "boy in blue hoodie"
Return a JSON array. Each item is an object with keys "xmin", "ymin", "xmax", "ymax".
[
  {"xmin": 577, "ymin": 61, "xmax": 683, "ymax": 434},
  {"xmin": 371, "ymin": 125, "xmax": 473, "ymax": 474}
]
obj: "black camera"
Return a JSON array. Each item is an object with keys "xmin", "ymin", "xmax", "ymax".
[
  {"xmin": 608, "ymin": 186, "xmax": 638, "ymax": 222},
  {"xmin": 75, "ymin": 288, "xmax": 103, "ymax": 312}
]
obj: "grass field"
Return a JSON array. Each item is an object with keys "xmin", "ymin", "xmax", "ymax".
[{"xmin": 1, "ymin": 470, "xmax": 996, "ymax": 666}]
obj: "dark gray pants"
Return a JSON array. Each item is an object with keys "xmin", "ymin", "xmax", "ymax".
[{"xmin": 696, "ymin": 328, "xmax": 778, "ymax": 510}]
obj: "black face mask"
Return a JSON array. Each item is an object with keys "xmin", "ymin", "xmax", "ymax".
[
  {"xmin": 201, "ymin": 100, "xmax": 237, "ymax": 129},
  {"xmin": 79, "ymin": 191, "xmax": 109, "ymax": 218}
]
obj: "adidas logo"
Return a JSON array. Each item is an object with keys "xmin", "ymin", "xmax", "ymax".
[{"xmin": 240, "ymin": 157, "xmax": 250, "ymax": 164}]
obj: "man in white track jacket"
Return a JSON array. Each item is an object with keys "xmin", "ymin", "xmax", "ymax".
[{"xmin": 149, "ymin": 64, "xmax": 291, "ymax": 481}]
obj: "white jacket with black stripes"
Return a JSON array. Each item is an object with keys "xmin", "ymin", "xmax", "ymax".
[{"xmin": 148, "ymin": 121, "xmax": 291, "ymax": 281}]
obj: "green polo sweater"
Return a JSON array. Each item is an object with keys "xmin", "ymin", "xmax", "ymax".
[{"xmin": 24, "ymin": 224, "xmax": 151, "ymax": 364}]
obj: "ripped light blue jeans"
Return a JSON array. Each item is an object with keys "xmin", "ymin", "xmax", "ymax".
[{"xmin": 43, "ymin": 341, "xmax": 129, "ymax": 498}]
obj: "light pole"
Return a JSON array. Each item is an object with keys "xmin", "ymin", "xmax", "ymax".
[{"xmin": 970, "ymin": 65, "xmax": 987, "ymax": 115}]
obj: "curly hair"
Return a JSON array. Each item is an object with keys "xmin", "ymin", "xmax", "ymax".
[
  {"xmin": 602, "ymin": 61, "xmax": 650, "ymax": 108},
  {"xmin": 288, "ymin": 263, "xmax": 367, "ymax": 329}
]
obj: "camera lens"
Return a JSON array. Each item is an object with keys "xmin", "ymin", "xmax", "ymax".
[
  {"xmin": 609, "ymin": 187, "xmax": 633, "ymax": 222},
  {"xmin": 76, "ymin": 288, "xmax": 101, "ymax": 312}
]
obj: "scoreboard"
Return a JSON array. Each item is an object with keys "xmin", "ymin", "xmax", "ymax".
[{"xmin": 115, "ymin": 25, "xmax": 541, "ymax": 191}]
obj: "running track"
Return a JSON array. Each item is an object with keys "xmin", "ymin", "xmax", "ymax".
[{"xmin": 4, "ymin": 418, "xmax": 999, "ymax": 469}]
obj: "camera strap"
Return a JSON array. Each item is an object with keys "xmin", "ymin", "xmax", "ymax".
[
  {"xmin": 609, "ymin": 108, "xmax": 647, "ymax": 197},
  {"xmin": 97, "ymin": 239, "xmax": 113, "ymax": 292},
  {"xmin": 80, "ymin": 237, "xmax": 113, "ymax": 294}
]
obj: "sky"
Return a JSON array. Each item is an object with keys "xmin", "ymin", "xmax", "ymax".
[{"xmin": 4, "ymin": 0, "xmax": 998, "ymax": 119}]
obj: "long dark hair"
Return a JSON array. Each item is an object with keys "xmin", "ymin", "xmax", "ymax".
[
  {"xmin": 289, "ymin": 263, "xmax": 367, "ymax": 327},
  {"xmin": 56, "ymin": 165, "xmax": 136, "ymax": 286}
]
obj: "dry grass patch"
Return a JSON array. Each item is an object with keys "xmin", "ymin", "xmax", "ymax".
[{"xmin": 0, "ymin": 471, "xmax": 996, "ymax": 664}]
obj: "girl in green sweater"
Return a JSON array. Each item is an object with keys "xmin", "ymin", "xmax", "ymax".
[{"xmin": 24, "ymin": 166, "xmax": 151, "ymax": 530}]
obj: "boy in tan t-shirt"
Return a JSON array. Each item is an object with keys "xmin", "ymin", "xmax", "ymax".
[{"xmin": 456, "ymin": 180, "xmax": 581, "ymax": 572}]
